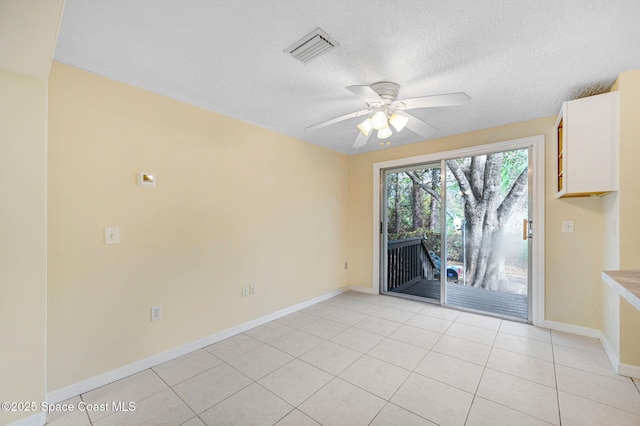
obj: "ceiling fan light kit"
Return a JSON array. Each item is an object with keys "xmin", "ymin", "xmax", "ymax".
[
  {"xmin": 357, "ymin": 110, "xmax": 409, "ymax": 139},
  {"xmin": 306, "ymin": 80, "xmax": 470, "ymax": 149},
  {"xmin": 377, "ymin": 126, "xmax": 392, "ymax": 139},
  {"xmin": 370, "ymin": 110, "xmax": 388, "ymax": 130},
  {"xmin": 356, "ymin": 118, "xmax": 373, "ymax": 137},
  {"xmin": 389, "ymin": 113, "xmax": 408, "ymax": 132}
]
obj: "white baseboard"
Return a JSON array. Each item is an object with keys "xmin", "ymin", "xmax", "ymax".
[
  {"xmin": 47, "ymin": 286, "xmax": 348, "ymax": 404},
  {"xmin": 543, "ymin": 320, "xmax": 601, "ymax": 339},
  {"xmin": 349, "ymin": 285, "xmax": 378, "ymax": 295},
  {"xmin": 618, "ymin": 362, "xmax": 640, "ymax": 380},
  {"xmin": 545, "ymin": 321, "xmax": 640, "ymax": 380},
  {"xmin": 7, "ymin": 412, "xmax": 45, "ymax": 426},
  {"xmin": 600, "ymin": 333, "xmax": 640, "ymax": 380}
]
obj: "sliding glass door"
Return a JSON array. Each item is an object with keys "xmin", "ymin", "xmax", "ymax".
[
  {"xmin": 382, "ymin": 163, "xmax": 442, "ymax": 302},
  {"xmin": 443, "ymin": 148, "xmax": 530, "ymax": 319},
  {"xmin": 382, "ymin": 147, "xmax": 532, "ymax": 321}
]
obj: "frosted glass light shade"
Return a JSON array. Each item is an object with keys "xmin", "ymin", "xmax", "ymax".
[
  {"xmin": 356, "ymin": 118, "xmax": 373, "ymax": 136},
  {"xmin": 389, "ymin": 113, "xmax": 409, "ymax": 132},
  {"xmin": 371, "ymin": 111, "xmax": 388, "ymax": 130},
  {"xmin": 377, "ymin": 126, "xmax": 392, "ymax": 139}
]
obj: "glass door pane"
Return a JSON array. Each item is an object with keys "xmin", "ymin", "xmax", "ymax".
[
  {"xmin": 382, "ymin": 163, "xmax": 442, "ymax": 302},
  {"xmin": 444, "ymin": 149, "xmax": 530, "ymax": 320}
]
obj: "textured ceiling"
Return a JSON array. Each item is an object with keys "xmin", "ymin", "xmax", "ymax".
[{"xmin": 54, "ymin": 0, "xmax": 640, "ymax": 154}]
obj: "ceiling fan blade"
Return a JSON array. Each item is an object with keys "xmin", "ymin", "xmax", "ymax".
[
  {"xmin": 352, "ymin": 131, "xmax": 370, "ymax": 149},
  {"xmin": 395, "ymin": 92, "xmax": 471, "ymax": 110},
  {"xmin": 346, "ymin": 85, "xmax": 383, "ymax": 105},
  {"xmin": 399, "ymin": 111, "xmax": 439, "ymax": 139},
  {"xmin": 305, "ymin": 109, "xmax": 369, "ymax": 131}
]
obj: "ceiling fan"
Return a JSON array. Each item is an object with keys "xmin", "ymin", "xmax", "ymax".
[{"xmin": 306, "ymin": 81, "xmax": 471, "ymax": 148}]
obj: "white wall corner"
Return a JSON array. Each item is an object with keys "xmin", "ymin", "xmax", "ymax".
[
  {"xmin": 544, "ymin": 322, "xmax": 638, "ymax": 380},
  {"xmin": 599, "ymin": 331, "xmax": 620, "ymax": 373}
]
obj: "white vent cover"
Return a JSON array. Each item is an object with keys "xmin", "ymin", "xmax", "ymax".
[{"xmin": 285, "ymin": 27, "xmax": 339, "ymax": 63}]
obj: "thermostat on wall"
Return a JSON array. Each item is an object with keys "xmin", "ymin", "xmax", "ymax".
[{"xmin": 138, "ymin": 171, "xmax": 156, "ymax": 187}]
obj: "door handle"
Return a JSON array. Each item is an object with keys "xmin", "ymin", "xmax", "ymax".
[{"xmin": 523, "ymin": 219, "xmax": 533, "ymax": 240}]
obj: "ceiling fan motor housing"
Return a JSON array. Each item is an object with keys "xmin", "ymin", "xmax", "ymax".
[{"xmin": 370, "ymin": 81, "xmax": 400, "ymax": 104}]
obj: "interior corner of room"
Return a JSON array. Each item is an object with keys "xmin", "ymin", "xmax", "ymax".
[{"xmin": 2, "ymin": 1, "xmax": 640, "ymax": 425}]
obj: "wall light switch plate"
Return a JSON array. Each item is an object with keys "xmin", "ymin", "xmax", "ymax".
[
  {"xmin": 562, "ymin": 220, "xmax": 574, "ymax": 233},
  {"xmin": 105, "ymin": 227, "xmax": 120, "ymax": 244}
]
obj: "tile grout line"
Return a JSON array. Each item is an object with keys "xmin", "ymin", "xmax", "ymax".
[
  {"xmin": 364, "ymin": 306, "xmax": 465, "ymax": 425},
  {"xmin": 467, "ymin": 321, "xmax": 562, "ymax": 425},
  {"xmin": 193, "ymin": 359, "xmax": 257, "ymax": 418},
  {"xmin": 264, "ymin": 310, "xmax": 374, "ymax": 423},
  {"xmin": 320, "ymin": 295, "xmax": 639, "ymax": 424},
  {"xmin": 285, "ymin": 301, "xmax": 432, "ymax": 424},
  {"xmin": 461, "ymin": 320, "xmax": 495, "ymax": 426},
  {"xmin": 550, "ymin": 337, "xmax": 564, "ymax": 426},
  {"xmin": 252, "ymin": 381, "xmax": 297, "ymax": 425},
  {"xmin": 149, "ymin": 365, "xmax": 200, "ymax": 424}
]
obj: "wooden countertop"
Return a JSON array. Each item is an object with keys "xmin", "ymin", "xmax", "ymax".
[{"xmin": 602, "ymin": 270, "xmax": 640, "ymax": 311}]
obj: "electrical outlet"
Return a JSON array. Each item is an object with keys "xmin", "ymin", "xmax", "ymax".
[
  {"xmin": 151, "ymin": 306, "xmax": 162, "ymax": 321},
  {"xmin": 250, "ymin": 283, "xmax": 256, "ymax": 295},
  {"xmin": 242, "ymin": 286, "xmax": 248, "ymax": 298},
  {"xmin": 105, "ymin": 227, "xmax": 120, "ymax": 245}
]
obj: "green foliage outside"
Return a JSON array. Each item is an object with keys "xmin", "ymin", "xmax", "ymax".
[
  {"xmin": 388, "ymin": 229, "xmax": 464, "ymax": 263},
  {"xmin": 386, "ymin": 149, "xmax": 528, "ymax": 269}
]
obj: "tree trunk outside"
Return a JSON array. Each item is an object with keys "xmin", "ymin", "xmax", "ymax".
[
  {"xmin": 464, "ymin": 214, "xmax": 507, "ymax": 290},
  {"xmin": 411, "ymin": 180, "xmax": 424, "ymax": 230},
  {"xmin": 429, "ymin": 169, "xmax": 438, "ymax": 231},
  {"xmin": 390, "ymin": 173, "xmax": 400, "ymax": 235},
  {"xmin": 447, "ymin": 152, "xmax": 528, "ymax": 290}
]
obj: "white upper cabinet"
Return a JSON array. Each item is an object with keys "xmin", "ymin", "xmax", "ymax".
[{"xmin": 556, "ymin": 91, "xmax": 619, "ymax": 198}]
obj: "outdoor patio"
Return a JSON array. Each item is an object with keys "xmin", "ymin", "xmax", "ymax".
[{"xmin": 389, "ymin": 279, "xmax": 528, "ymax": 320}]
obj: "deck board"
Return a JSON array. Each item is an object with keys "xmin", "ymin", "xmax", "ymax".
[{"xmin": 390, "ymin": 279, "xmax": 528, "ymax": 320}]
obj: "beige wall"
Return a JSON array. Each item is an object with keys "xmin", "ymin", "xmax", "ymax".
[
  {"xmin": 0, "ymin": 69, "xmax": 48, "ymax": 426},
  {"xmin": 349, "ymin": 117, "xmax": 605, "ymax": 329},
  {"xmin": 47, "ymin": 63, "xmax": 351, "ymax": 391}
]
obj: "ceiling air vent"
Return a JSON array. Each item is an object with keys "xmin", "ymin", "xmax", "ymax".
[{"xmin": 285, "ymin": 27, "xmax": 339, "ymax": 63}]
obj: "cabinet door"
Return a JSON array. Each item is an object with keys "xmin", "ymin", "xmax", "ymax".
[{"xmin": 559, "ymin": 92, "xmax": 618, "ymax": 197}]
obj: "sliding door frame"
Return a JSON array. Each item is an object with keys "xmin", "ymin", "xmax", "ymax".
[
  {"xmin": 372, "ymin": 136, "xmax": 545, "ymax": 325},
  {"xmin": 381, "ymin": 162, "xmax": 443, "ymax": 300}
]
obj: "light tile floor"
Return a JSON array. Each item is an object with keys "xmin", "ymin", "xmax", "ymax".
[{"xmin": 47, "ymin": 291, "xmax": 640, "ymax": 426}]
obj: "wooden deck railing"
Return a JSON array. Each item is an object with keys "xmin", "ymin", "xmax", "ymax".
[{"xmin": 387, "ymin": 238, "xmax": 434, "ymax": 291}]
